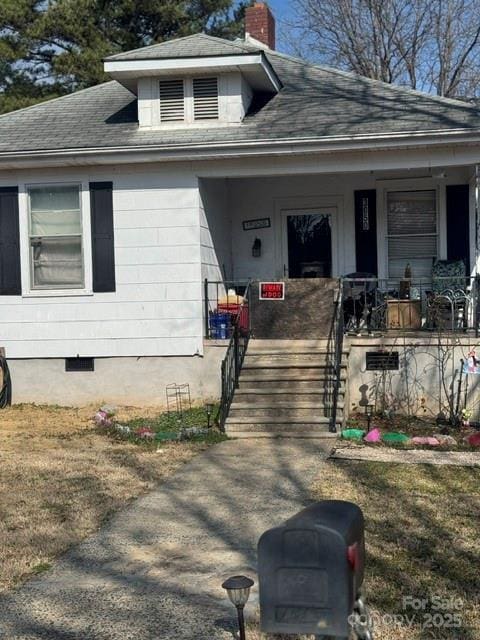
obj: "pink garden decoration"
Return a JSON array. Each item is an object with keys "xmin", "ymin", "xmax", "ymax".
[
  {"xmin": 467, "ymin": 432, "xmax": 480, "ymax": 447},
  {"xmin": 411, "ymin": 436, "xmax": 440, "ymax": 446},
  {"xmin": 364, "ymin": 428, "xmax": 382, "ymax": 443},
  {"xmin": 136, "ymin": 427, "xmax": 155, "ymax": 440}
]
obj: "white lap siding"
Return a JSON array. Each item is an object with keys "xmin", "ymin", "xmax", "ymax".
[{"xmin": 0, "ymin": 165, "xmax": 204, "ymax": 358}]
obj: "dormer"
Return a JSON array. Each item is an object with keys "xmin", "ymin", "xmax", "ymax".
[{"xmin": 104, "ymin": 33, "xmax": 281, "ymax": 130}]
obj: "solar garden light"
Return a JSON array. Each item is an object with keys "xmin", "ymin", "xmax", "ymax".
[
  {"xmin": 205, "ymin": 402, "xmax": 215, "ymax": 429},
  {"xmin": 221, "ymin": 575, "xmax": 254, "ymax": 640},
  {"xmin": 365, "ymin": 404, "xmax": 374, "ymax": 432}
]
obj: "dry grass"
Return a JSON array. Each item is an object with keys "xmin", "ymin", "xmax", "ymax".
[
  {"xmin": 312, "ymin": 461, "xmax": 480, "ymax": 639},
  {"xmin": 0, "ymin": 404, "xmax": 209, "ymax": 594},
  {"xmin": 248, "ymin": 460, "xmax": 480, "ymax": 640}
]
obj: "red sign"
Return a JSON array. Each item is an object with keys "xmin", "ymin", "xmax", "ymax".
[{"xmin": 259, "ymin": 282, "xmax": 285, "ymax": 300}]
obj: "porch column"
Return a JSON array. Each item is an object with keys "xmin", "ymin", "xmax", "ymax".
[{"xmin": 476, "ymin": 164, "xmax": 480, "ymax": 275}]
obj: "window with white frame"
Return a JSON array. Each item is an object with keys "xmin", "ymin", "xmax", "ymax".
[
  {"xmin": 386, "ymin": 190, "xmax": 437, "ymax": 279},
  {"xmin": 159, "ymin": 77, "xmax": 219, "ymax": 124},
  {"xmin": 27, "ymin": 184, "xmax": 84, "ymax": 289}
]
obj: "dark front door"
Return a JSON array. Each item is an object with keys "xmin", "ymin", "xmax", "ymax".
[{"xmin": 284, "ymin": 211, "xmax": 332, "ymax": 278}]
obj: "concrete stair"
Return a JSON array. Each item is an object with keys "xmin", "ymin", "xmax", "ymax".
[{"xmin": 225, "ymin": 339, "xmax": 348, "ymax": 438}]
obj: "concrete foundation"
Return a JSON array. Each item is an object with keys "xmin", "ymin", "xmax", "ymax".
[
  {"xmin": 7, "ymin": 343, "xmax": 227, "ymax": 407},
  {"xmin": 346, "ymin": 334, "xmax": 480, "ymax": 421}
]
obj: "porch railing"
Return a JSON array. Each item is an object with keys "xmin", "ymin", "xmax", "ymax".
[
  {"xmin": 330, "ymin": 279, "xmax": 344, "ymax": 433},
  {"xmin": 204, "ymin": 279, "xmax": 250, "ymax": 339},
  {"xmin": 215, "ymin": 282, "xmax": 252, "ymax": 431},
  {"xmin": 343, "ymin": 276, "xmax": 480, "ymax": 334}
]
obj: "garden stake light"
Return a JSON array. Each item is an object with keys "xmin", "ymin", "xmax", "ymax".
[
  {"xmin": 365, "ymin": 404, "xmax": 374, "ymax": 432},
  {"xmin": 222, "ymin": 575, "xmax": 254, "ymax": 640},
  {"xmin": 205, "ymin": 402, "xmax": 214, "ymax": 429}
]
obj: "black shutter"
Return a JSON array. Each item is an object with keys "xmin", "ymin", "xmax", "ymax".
[
  {"xmin": 90, "ymin": 182, "xmax": 115, "ymax": 292},
  {"xmin": 0, "ymin": 187, "xmax": 21, "ymax": 295},
  {"xmin": 354, "ymin": 190, "xmax": 378, "ymax": 275},
  {"xmin": 446, "ymin": 184, "xmax": 470, "ymax": 269}
]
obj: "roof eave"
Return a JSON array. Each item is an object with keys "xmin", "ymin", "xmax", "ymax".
[
  {"xmin": 0, "ymin": 127, "xmax": 480, "ymax": 169},
  {"xmin": 104, "ymin": 52, "xmax": 282, "ymax": 94}
]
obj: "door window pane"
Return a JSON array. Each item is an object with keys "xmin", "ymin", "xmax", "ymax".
[{"xmin": 287, "ymin": 213, "xmax": 332, "ymax": 278}]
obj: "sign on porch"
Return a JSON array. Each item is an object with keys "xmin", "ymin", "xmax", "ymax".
[
  {"xmin": 259, "ymin": 282, "xmax": 285, "ymax": 300},
  {"xmin": 243, "ymin": 217, "xmax": 271, "ymax": 231}
]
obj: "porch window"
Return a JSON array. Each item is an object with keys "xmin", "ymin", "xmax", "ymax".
[
  {"xmin": 386, "ymin": 190, "xmax": 437, "ymax": 279},
  {"xmin": 27, "ymin": 184, "xmax": 84, "ymax": 289}
]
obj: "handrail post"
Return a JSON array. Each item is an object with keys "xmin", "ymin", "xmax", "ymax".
[
  {"xmin": 204, "ymin": 278, "xmax": 210, "ymax": 339},
  {"xmin": 234, "ymin": 324, "xmax": 240, "ymax": 386},
  {"xmin": 330, "ymin": 277, "xmax": 344, "ymax": 433}
]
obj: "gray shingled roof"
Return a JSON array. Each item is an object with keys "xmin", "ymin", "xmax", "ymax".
[
  {"xmin": 105, "ymin": 33, "xmax": 259, "ymax": 60},
  {"xmin": 1, "ymin": 33, "xmax": 480, "ymax": 155}
]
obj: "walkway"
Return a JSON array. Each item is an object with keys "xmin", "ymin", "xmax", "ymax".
[{"xmin": 1, "ymin": 439, "xmax": 330, "ymax": 639}]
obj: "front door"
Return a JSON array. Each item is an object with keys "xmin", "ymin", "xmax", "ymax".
[{"xmin": 282, "ymin": 209, "xmax": 334, "ymax": 278}]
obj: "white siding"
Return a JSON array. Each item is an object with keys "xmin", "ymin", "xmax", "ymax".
[
  {"xmin": 199, "ymin": 178, "xmax": 231, "ymax": 283},
  {"xmin": 137, "ymin": 72, "xmax": 251, "ymax": 129},
  {"xmin": 0, "ymin": 164, "xmax": 204, "ymax": 358}
]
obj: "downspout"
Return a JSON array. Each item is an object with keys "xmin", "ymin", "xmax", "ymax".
[
  {"xmin": 476, "ymin": 164, "xmax": 480, "ymax": 337},
  {"xmin": 476, "ymin": 164, "xmax": 479, "ymax": 271}
]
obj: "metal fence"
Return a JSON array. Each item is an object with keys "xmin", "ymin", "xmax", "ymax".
[
  {"xmin": 204, "ymin": 279, "xmax": 250, "ymax": 339},
  {"xmin": 343, "ymin": 275, "xmax": 480, "ymax": 334}
]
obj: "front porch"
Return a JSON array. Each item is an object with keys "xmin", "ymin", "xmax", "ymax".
[
  {"xmin": 200, "ymin": 163, "xmax": 476, "ymax": 290},
  {"xmin": 200, "ymin": 162, "xmax": 480, "ymax": 432}
]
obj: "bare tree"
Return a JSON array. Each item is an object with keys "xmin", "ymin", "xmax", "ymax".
[{"xmin": 291, "ymin": 0, "xmax": 480, "ymax": 98}]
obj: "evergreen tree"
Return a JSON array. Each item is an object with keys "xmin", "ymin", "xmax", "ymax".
[{"xmin": 0, "ymin": 0, "xmax": 253, "ymax": 113}]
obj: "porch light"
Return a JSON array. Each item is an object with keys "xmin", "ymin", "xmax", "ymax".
[
  {"xmin": 205, "ymin": 402, "xmax": 214, "ymax": 429},
  {"xmin": 365, "ymin": 404, "xmax": 374, "ymax": 432},
  {"xmin": 222, "ymin": 575, "xmax": 254, "ymax": 640},
  {"xmin": 252, "ymin": 238, "xmax": 262, "ymax": 258}
]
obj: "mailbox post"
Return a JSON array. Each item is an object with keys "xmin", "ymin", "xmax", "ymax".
[{"xmin": 258, "ymin": 500, "xmax": 372, "ymax": 640}]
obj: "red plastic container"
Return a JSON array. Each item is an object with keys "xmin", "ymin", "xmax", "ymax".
[{"xmin": 217, "ymin": 303, "xmax": 249, "ymax": 334}]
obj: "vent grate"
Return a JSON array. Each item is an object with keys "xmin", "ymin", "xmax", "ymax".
[
  {"xmin": 159, "ymin": 79, "xmax": 185, "ymax": 122},
  {"xmin": 65, "ymin": 357, "xmax": 94, "ymax": 372},
  {"xmin": 193, "ymin": 77, "xmax": 219, "ymax": 120},
  {"xmin": 366, "ymin": 351, "xmax": 399, "ymax": 371}
]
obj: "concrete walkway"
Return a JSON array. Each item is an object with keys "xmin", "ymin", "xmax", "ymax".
[{"xmin": 0, "ymin": 439, "xmax": 330, "ymax": 640}]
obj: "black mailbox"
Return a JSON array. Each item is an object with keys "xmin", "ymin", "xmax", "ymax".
[{"xmin": 258, "ymin": 500, "xmax": 365, "ymax": 639}]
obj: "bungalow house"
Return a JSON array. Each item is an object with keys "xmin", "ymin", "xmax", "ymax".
[{"xmin": 1, "ymin": 3, "xmax": 480, "ymax": 435}]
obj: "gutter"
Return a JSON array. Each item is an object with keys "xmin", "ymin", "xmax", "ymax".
[{"xmin": 1, "ymin": 127, "xmax": 480, "ymax": 167}]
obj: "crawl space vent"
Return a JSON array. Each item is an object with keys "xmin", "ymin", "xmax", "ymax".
[{"xmin": 65, "ymin": 357, "xmax": 94, "ymax": 372}]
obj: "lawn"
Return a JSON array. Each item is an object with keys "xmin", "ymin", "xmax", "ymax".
[
  {"xmin": 314, "ymin": 461, "xmax": 480, "ymax": 639},
  {"xmin": 249, "ymin": 459, "xmax": 479, "ymax": 640},
  {"xmin": 0, "ymin": 403, "xmax": 221, "ymax": 594}
]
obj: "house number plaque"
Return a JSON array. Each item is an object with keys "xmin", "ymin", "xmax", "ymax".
[
  {"xmin": 243, "ymin": 217, "xmax": 271, "ymax": 231},
  {"xmin": 259, "ymin": 282, "xmax": 285, "ymax": 300}
]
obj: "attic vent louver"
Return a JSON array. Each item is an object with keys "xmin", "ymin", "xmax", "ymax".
[
  {"xmin": 193, "ymin": 77, "xmax": 219, "ymax": 120},
  {"xmin": 159, "ymin": 79, "xmax": 185, "ymax": 122}
]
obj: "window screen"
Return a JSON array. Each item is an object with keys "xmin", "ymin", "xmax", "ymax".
[
  {"xmin": 387, "ymin": 190, "xmax": 437, "ymax": 278},
  {"xmin": 28, "ymin": 185, "xmax": 84, "ymax": 289},
  {"xmin": 193, "ymin": 77, "xmax": 219, "ymax": 120},
  {"xmin": 159, "ymin": 79, "xmax": 185, "ymax": 122}
]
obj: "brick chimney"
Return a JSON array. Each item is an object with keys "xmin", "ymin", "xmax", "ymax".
[{"xmin": 245, "ymin": 2, "xmax": 276, "ymax": 50}]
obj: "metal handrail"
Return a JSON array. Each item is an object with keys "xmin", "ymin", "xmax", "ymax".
[
  {"xmin": 330, "ymin": 279, "xmax": 344, "ymax": 433},
  {"xmin": 216, "ymin": 282, "xmax": 252, "ymax": 431}
]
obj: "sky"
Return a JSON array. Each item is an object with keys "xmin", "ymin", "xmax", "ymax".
[{"xmin": 266, "ymin": 0, "xmax": 294, "ymax": 21}]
